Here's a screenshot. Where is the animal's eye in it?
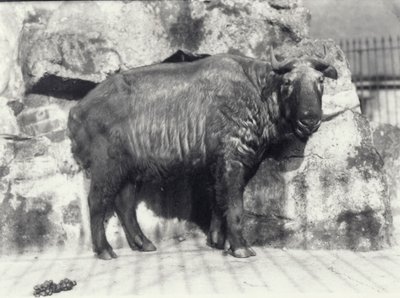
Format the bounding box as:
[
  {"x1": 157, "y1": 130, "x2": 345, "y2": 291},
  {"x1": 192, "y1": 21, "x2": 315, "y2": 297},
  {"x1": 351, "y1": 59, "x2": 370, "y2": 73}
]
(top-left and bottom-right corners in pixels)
[
  {"x1": 319, "y1": 76, "x2": 324, "y2": 83},
  {"x1": 283, "y1": 78, "x2": 291, "y2": 85}
]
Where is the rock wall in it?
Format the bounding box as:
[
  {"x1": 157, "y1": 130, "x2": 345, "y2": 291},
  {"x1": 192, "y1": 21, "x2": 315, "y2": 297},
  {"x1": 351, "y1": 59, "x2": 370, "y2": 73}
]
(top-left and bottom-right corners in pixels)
[{"x1": 0, "y1": 0, "x2": 392, "y2": 254}]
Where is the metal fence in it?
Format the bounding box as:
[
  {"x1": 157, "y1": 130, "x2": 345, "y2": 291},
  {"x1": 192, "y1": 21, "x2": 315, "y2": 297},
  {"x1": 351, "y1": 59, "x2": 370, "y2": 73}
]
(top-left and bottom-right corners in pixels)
[{"x1": 340, "y1": 36, "x2": 400, "y2": 126}]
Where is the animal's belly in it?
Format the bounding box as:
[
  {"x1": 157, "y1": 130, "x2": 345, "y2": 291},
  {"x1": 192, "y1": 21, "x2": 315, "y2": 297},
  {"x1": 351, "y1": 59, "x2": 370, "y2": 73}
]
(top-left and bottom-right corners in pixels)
[{"x1": 122, "y1": 118, "x2": 208, "y2": 168}]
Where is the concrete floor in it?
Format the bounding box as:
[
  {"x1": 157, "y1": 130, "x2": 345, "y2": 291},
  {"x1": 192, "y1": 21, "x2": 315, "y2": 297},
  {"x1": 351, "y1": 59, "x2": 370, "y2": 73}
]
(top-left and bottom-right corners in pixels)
[{"x1": 1, "y1": 235, "x2": 400, "y2": 296}]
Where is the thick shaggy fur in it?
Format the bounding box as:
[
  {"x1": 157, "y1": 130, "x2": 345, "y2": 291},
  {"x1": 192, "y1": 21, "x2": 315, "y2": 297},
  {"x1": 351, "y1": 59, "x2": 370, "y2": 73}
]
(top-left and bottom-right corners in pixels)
[
  {"x1": 69, "y1": 55, "x2": 282, "y2": 172},
  {"x1": 67, "y1": 52, "x2": 331, "y2": 259}
]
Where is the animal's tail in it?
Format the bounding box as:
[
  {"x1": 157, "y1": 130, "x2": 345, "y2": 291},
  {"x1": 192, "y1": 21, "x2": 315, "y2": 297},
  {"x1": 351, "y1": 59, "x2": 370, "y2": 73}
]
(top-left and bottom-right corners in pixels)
[{"x1": 67, "y1": 106, "x2": 92, "y2": 171}]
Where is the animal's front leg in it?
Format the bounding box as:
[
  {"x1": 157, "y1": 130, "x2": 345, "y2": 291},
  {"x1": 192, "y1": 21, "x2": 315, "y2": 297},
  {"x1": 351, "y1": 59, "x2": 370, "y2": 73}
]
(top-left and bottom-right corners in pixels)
[
  {"x1": 208, "y1": 207, "x2": 226, "y2": 249},
  {"x1": 215, "y1": 158, "x2": 256, "y2": 258}
]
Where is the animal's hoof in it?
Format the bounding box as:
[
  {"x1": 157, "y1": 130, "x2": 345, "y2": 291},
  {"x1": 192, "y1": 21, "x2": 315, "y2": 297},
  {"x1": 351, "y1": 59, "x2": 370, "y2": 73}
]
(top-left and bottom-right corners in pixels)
[
  {"x1": 230, "y1": 247, "x2": 256, "y2": 258},
  {"x1": 134, "y1": 235, "x2": 157, "y2": 252},
  {"x1": 141, "y1": 241, "x2": 157, "y2": 252},
  {"x1": 97, "y1": 249, "x2": 118, "y2": 260},
  {"x1": 128, "y1": 242, "x2": 140, "y2": 251},
  {"x1": 207, "y1": 231, "x2": 225, "y2": 249},
  {"x1": 109, "y1": 249, "x2": 118, "y2": 258}
]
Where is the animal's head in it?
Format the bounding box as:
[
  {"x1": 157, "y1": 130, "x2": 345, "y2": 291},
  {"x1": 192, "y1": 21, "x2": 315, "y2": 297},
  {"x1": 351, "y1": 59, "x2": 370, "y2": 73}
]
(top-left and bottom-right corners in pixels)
[{"x1": 270, "y1": 46, "x2": 338, "y2": 139}]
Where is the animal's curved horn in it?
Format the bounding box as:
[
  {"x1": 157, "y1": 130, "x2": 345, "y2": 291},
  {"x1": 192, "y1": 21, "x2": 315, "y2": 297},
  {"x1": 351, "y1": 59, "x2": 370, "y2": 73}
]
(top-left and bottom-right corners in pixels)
[
  {"x1": 307, "y1": 44, "x2": 338, "y2": 79},
  {"x1": 307, "y1": 44, "x2": 330, "y2": 71},
  {"x1": 270, "y1": 47, "x2": 295, "y2": 74}
]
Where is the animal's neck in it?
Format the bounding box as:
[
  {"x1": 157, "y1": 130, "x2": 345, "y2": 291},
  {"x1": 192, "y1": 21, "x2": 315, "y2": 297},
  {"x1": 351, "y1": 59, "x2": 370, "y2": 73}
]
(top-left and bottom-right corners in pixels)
[
  {"x1": 260, "y1": 81, "x2": 291, "y2": 145},
  {"x1": 239, "y1": 58, "x2": 289, "y2": 139}
]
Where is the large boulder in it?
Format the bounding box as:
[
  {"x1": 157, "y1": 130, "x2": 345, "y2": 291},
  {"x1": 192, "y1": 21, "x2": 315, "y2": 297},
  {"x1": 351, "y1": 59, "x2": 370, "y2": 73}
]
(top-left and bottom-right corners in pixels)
[
  {"x1": 243, "y1": 111, "x2": 391, "y2": 250},
  {"x1": 371, "y1": 123, "x2": 400, "y2": 244},
  {"x1": 0, "y1": 0, "x2": 392, "y2": 253}
]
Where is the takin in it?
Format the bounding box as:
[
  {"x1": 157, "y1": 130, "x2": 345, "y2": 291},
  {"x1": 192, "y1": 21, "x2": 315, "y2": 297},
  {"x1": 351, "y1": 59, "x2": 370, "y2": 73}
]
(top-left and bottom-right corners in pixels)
[{"x1": 67, "y1": 48, "x2": 338, "y2": 259}]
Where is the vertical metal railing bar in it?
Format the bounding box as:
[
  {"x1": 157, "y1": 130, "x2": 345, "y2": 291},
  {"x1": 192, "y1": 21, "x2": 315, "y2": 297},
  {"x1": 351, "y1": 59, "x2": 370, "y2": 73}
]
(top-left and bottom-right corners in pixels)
[
  {"x1": 397, "y1": 35, "x2": 400, "y2": 125},
  {"x1": 352, "y1": 39, "x2": 358, "y2": 83},
  {"x1": 388, "y1": 36, "x2": 398, "y2": 125},
  {"x1": 346, "y1": 39, "x2": 351, "y2": 78},
  {"x1": 373, "y1": 37, "x2": 382, "y2": 123},
  {"x1": 350, "y1": 39, "x2": 354, "y2": 69},
  {"x1": 382, "y1": 37, "x2": 391, "y2": 124},
  {"x1": 388, "y1": 36, "x2": 394, "y2": 80},
  {"x1": 365, "y1": 37, "x2": 374, "y2": 120},
  {"x1": 358, "y1": 38, "x2": 364, "y2": 112}
]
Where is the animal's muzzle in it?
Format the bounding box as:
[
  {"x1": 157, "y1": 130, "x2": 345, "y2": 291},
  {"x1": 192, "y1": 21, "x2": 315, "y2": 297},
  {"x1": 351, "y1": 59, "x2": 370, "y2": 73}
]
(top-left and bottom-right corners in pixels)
[{"x1": 295, "y1": 118, "x2": 321, "y2": 138}]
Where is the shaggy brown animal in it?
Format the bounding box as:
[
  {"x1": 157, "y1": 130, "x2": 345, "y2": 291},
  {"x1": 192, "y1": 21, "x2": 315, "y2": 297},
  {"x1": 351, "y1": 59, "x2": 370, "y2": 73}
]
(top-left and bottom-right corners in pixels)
[{"x1": 67, "y1": 48, "x2": 338, "y2": 259}]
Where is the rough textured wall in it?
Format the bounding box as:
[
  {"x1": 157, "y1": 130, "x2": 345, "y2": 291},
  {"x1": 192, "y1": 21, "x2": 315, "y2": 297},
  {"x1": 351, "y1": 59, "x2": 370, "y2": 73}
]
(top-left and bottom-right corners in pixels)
[{"x1": 0, "y1": 0, "x2": 392, "y2": 254}]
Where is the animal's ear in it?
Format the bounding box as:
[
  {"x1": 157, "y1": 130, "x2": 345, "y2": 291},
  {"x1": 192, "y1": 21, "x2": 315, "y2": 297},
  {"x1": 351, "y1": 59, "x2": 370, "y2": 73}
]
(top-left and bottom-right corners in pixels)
[{"x1": 323, "y1": 65, "x2": 338, "y2": 80}]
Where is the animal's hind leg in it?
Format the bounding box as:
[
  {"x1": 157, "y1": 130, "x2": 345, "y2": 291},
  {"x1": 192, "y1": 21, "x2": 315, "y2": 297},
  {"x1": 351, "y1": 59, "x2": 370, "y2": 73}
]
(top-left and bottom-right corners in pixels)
[
  {"x1": 88, "y1": 181, "x2": 118, "y2": 260},
  {"x1": 115, "y1": 182, "x2": 156, "y2": 252},
  {"x1": 87, "y1": 136, "x2": 129, "y2": 260}
]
